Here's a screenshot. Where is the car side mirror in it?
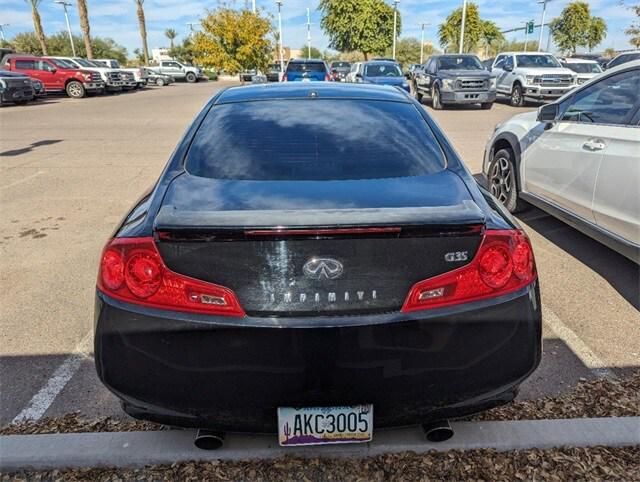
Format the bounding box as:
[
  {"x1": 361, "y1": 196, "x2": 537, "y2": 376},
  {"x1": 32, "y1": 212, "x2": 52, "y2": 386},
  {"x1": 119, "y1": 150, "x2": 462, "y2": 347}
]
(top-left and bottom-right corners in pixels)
[
  {"x1": 50, "y1": 67, "x2": 57, "y2": 73},
  {"x1": 537, "y1": 103, "x2": 559, "y2": 123},
  {"x1": 503, "y1": 64, "x2": 513, "y2": 72},
  {"x1": 355, "y1": 73, "x2": 363, "y2": 81}
]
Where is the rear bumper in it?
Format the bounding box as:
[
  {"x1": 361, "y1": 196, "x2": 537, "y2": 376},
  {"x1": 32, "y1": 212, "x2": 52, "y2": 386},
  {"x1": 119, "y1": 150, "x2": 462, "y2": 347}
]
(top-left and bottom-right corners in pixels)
[
  {"x1": 441, "y1": 91, "x2": 496, "y2": 104},
  {"x1": 95, "y1": 283, "x2": 541, "y2": 433},
  {"x1": 522, "y1": 85, "x2": 575, "y2": 99}
]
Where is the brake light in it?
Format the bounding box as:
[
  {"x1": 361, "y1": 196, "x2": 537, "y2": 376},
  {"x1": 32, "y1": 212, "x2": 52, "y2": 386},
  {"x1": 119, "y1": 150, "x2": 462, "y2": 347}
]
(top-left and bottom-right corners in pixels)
[
  {"x1": 402, "y1": 230, "x2": 536, "y2": 312},
  {"x1": 97, "y1": 237, "x2": 245, "y2": 317}
]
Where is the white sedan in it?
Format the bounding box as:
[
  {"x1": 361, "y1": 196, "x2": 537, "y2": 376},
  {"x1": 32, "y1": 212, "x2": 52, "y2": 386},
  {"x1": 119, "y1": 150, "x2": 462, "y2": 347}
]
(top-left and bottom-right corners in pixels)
[{"x1": 483, "y1": 60, "x2": 639, "y2": 263}]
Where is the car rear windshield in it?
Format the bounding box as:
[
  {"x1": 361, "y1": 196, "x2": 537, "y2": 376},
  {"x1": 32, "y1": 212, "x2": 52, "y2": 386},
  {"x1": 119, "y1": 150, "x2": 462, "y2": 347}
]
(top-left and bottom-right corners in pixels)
[
  {"x1": 364, "y1": 64, "x2": 402, "y2": 77},
  {"x1": 286, "y1": 62, "x2": 326, "y2": 72},
  {"x1": 186, "y1": 99, "x2": 445, "y2": 181}
]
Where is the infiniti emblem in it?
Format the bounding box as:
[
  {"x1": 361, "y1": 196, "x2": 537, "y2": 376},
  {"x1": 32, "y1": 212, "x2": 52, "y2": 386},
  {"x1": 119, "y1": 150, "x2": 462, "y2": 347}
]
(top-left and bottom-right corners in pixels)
[{"x1": 303, "y1": 257, "x2": 344, "y2": 280}]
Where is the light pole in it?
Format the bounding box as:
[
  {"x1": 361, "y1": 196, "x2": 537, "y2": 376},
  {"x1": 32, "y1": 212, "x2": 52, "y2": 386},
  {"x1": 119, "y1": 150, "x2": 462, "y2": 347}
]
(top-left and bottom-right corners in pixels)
[
  {"x1": 537, "y1": 0, "x2": 552, "y2": 51},
  {"x1": 459, "y1": 0, "x2": 467, "y2": 54},
  {"x1": 252, "y1": 0, "x2": 256, "y2": 13},
  {"x1": 0, "y1": 23, "x2": 8, "y2": 42},
  {"x1": 306, "y1": 7, "x2": 312, "y2": 59},
  {"x1": 54, "y1": 0, "x2": 76, "y2": 57},
  {"x1": 276, "y1": 0, "x2": 284, "y2": 77},
  {"x1": 392, "y1": 0, "x2": 399, "y2": 60},
  {"x1": 419, "y1": 22, "x2": 430, "y2": 64}
]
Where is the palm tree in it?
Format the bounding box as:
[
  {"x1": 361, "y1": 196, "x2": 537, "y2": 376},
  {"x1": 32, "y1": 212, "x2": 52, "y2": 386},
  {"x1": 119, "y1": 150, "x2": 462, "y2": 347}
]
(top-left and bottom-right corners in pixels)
[
  {"x1": 76, "y1": 0, "x2": 93, "y2": 58},
  {"x1": 134, "y1": 0, "x2": 150, "y2": 65},
  {"x1": 24, "y1": 0, "x2": 48, "y2": 55},
  {"x1": 165, "y1": 28, "x2": 177, "y2": 49}
]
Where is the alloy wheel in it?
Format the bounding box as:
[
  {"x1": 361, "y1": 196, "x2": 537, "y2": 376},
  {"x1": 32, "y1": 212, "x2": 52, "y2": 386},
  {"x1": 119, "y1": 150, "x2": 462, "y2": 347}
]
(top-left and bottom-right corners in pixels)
[
  {"x1": 489, "y1": 156, "x2": 513, "y2": 204},
  {"x1": 68, "y1": 82, "x2": 83, "y2": 98}
]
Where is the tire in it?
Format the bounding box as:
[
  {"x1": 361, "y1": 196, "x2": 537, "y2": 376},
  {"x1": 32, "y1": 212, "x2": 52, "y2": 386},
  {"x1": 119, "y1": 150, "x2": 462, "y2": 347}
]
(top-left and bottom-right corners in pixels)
[
  {"x1": 66, "y1": 80, "x2": 86, "y2": 99},
  {"x1": 481, "y1": 102, "x2": 493, "y2": 110},
  {"x1": 510, "y1": 83, "x2": 524, "y2": 107},
  {"x1": 185, "y1": 72, "x2": 197, "y2": 83},
  {"x1": 431, "y1": 85, "x2": 443, "y2": 110},
  {"x1": 487, "y1": 148, "x2": 527, "y2": 213},
  {"x1": 14, "y1": 99, "x2": 29, "y2": 105},
  {"x1": 413, "y1": 83, "x2": 423, "y2": 102},
  {"x1": 156, "y1": 78, "x2": 165, "y2": 87}
]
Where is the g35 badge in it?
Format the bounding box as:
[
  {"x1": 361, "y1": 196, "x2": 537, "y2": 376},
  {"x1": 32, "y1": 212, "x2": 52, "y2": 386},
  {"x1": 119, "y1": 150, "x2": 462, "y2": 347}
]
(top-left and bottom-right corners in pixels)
[{"x1": 445, "y1": 251, "x2": 469, "y2": 262}]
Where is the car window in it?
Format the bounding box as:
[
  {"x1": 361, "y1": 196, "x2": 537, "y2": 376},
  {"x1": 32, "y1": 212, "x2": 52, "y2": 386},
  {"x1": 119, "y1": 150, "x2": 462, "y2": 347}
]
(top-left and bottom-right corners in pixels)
[
  {"x1": 186, "y1": 100, "x2": 445, "y2": 181},
  {"x1": 163, "y1": 62, "x2": 179, "y2": 68},
  {"x1": 504, "y1": 56, "x2": 514, "y2": 69},
  {"x1": 427, "y1": 59, "x2": 436, "y2": 74},
  {"x1": 559, "y1": 69, "x2": 640, "y2": 126},
  {"x1": 609, "y1": 53, "x2": 640, "y2": 68},
  {"x1": 15, "y1": 60, "x2": 35, "y2": 70},
  {"x1": 49, "y1": 58, "x2": 74, "y2": 69},
  {"x1": 493, "y1": 55, "x2": 506, "y2": 69},
  {"x1": 562, "y1": 62, "x2": 602, "y2": 74},
  {"x1": 365, "y1": 64, "x2": 402, "y2": 77}
]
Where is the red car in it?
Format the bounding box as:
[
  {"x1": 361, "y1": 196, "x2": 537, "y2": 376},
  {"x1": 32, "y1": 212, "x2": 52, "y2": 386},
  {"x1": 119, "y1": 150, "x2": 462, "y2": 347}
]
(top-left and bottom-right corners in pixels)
[{"x1": 3, "y1": 55, "x2": 104, "y2": 98}]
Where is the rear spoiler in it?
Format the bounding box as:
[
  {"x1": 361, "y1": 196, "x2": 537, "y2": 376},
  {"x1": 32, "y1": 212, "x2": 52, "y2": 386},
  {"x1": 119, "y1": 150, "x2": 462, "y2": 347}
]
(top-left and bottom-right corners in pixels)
[{"x1": 154, "y1": 201, "x2": 485, "y2": 231}]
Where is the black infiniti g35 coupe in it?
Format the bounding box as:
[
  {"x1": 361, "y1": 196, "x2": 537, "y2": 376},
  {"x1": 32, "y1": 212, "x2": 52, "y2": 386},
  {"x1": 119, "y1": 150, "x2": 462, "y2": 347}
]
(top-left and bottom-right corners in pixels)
[{"x1": 95, "y1": 83, "x2": 541, "y2": 447}]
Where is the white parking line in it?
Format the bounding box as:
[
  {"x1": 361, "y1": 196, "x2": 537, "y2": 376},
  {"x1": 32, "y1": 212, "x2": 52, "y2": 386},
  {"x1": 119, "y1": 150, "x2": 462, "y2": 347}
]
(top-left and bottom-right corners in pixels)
[
  {"x1": 0, "y1": 171, "x2": 44, "y2": 190},
  {"x1": 543, "y1": 306, "x2": 616, "y2": 379},
  {"x1": 12, "y1": 330, "x2": 93, "y2": 423}
]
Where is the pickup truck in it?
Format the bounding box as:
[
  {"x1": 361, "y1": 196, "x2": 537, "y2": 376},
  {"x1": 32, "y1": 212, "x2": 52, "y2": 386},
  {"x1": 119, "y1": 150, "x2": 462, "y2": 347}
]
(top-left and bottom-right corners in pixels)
[
  {"x1": 490, "y1": 52, "x2": 577, "y2": 106},
  {"x1": 2, "y1": 54, "x2": 104, "y2": 98},
  {"x1": 93, "y1": 59, "x2": 148, "y2": 88},
  {"x1": 150, "y1": 60, "x2": 203, "y2": 83},
  {"x1": 413, "y1": 54, "x2": 496, "y2": 109},
  {"x1": 0, "y1": 70, "x2": 35, "y2": 105},
  {"x1": 46, "y1": 56, "x2": 124, "y2": 92}
]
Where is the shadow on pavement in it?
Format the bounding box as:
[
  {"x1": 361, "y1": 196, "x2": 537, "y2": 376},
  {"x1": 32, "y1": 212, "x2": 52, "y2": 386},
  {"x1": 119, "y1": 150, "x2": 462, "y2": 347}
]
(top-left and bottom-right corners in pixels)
[{"x1": 0, "y1": 139, "x2": 63, "y2": 157}]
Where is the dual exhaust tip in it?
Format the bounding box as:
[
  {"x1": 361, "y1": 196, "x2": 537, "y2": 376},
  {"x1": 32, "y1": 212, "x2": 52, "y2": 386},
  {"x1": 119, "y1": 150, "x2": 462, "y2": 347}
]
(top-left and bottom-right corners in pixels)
[{"x1": 194, "y1": 420, "x2": 453, "y2": 450}]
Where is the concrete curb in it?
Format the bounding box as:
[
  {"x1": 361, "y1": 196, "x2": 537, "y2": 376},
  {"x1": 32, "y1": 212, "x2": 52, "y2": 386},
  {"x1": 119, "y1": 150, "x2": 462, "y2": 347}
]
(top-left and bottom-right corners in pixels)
[{"x1": 1, "y1": 417, "x2": 638, "y2": 472}]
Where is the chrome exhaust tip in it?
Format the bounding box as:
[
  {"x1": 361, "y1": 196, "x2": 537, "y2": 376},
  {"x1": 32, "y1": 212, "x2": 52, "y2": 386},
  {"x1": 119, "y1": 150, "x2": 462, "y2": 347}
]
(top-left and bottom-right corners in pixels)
[
  {"x1": 422, "y1": 420, "x2": 454, "y2": 442},
  {"x1": 194, "y1": 429, "x2": 224, "y2": 450}
]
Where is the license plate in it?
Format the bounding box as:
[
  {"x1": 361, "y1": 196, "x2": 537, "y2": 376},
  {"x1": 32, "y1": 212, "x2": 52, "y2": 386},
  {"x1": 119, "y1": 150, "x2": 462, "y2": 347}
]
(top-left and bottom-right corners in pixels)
[
  {"x1": 302, "y1": 78, "x2": 311, "y2": 82},
  {"x1": 278, "y1": 405, "x2": 373, "y2": 446}
]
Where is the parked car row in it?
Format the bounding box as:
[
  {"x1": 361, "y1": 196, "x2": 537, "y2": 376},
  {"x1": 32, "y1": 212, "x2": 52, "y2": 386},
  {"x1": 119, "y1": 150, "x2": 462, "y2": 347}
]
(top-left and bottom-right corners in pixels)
[{"x1": 0, "y1": 54, "x2": 198, "y2": 105}]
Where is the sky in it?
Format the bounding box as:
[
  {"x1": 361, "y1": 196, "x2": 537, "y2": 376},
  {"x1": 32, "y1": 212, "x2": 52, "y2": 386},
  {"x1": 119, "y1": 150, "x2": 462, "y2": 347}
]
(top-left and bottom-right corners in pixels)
[{"x1": 1, "y1": 0, "x2": 636, "y2": 57}]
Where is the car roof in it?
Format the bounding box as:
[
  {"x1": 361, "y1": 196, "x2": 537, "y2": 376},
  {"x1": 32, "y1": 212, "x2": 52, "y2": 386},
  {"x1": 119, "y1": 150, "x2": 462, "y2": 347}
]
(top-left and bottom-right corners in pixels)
[
  {"x1": 288, "y1": 58, "x2": 325, "y2": 63},
  {"x1": 497, "y1": 51, "x2": 554, "y2": 56},
  {"x1": 562, "y1": 58, "x2": 598, "y2": 63},
  {"x1": 215, "y1": 82, "x2": 410, "y2": 104},
  {"x1": 0, "y1": 69, "x2": 30, "y2": 77},
  {"x1": 363, "y1": 60, "x2": 399, "y2": 65},
  {"x1": 2, "y1": 54, "x2": 43, "y2": 60}
]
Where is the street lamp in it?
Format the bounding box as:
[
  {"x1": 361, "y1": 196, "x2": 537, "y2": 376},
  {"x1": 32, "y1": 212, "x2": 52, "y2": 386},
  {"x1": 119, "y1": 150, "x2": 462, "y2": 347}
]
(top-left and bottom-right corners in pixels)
[
  {"x1": 459, "y1": 0, "x2": 467, "y2": 54},
  {"x1": 537, "y1": 0, "x2": 553, "y2": 51},
  {"x1": 53, "y1": 0, "x2": 76, "y2": 57},
  {"x1": 419, "y1": 22, "x2": 430, "y2": 64},
  {"x1": 392, "y1": 0, "x2": 399, "y2": 60},
  {"x1": 276, "y1": 0, "x2": 284, "y2": 78},
  {"x1": 306, "y1": 7, "x2": 312, "y2": 59}
]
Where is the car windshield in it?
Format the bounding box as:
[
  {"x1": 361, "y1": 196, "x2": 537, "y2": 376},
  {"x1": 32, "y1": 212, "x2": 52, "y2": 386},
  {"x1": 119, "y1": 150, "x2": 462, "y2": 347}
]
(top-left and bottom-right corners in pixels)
[
  {"x1": 286, "y1": 62, "x2": 326, "y2": 72},
  {"x1": 49, "y1": 58, "x2": 76, "y2": 69},
  {"x1": 364, "y1": 64, "x2": 402, "y2": 77},
  {"x1": 516, "y1": 54, "x2": 561, "y2": 68},
  {"x1": 73, "y1": 58, "x2": 95, "y2": 67},
  {"x1": 438, "y1": 56, "x2": 484, "y2": 70},
  {"x1": 563, "y1": 62, "x2": 602, "y2": 74},
  {"x1": 186, "y1": 99, "x2": 445, "y2": 181}
]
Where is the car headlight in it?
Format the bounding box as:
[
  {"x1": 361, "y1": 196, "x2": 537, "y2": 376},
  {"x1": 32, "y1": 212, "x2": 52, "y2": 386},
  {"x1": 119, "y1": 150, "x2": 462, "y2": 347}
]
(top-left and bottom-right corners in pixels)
[
  {"x1": 525, "y1": 75, "x2": 538, "y2": 84},
  {"x1": 441, "y1": 78, "x2": 455, "y2": 90},
  {"x1": 489, "y1": 77, "x2": 497, "y2": 89},
  {"x1": 402, "y1": 81, "x2": 409, "y2": 89},
  {"x1": 0, "y1": 78, "x2": 6, "y2": 90},
  {"x1": 83, "y1": 73, "x2": 92, "y2": 81}
]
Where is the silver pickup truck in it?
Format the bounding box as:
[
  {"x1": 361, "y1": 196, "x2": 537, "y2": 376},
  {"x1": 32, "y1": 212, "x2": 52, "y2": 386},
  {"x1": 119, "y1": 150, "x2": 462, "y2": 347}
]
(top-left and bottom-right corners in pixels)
[{"x1": 150, "y1": 60, "x2": 203, "y2": 83}]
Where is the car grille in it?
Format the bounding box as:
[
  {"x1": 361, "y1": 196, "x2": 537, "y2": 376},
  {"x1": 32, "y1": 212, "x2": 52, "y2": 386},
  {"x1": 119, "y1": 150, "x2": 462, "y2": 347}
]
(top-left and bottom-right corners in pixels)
[
  {"x1": 91, "y1": 72, "x2": 102, "y2": 82},
  {"x1": 6, "y1": 78, "x2": 31, "y2": 88},
  {"x1": 535, "y1": 74, "x2": 573, "y2": 86},
  {"x1": 121, "y1": 71, "x2": 134, "y2": 82},
  {"x1": 107, "y1": 72, "x2": 121, "y2": 82},
  {"x1": 455, "y1": 78, "x2": 487, "y2": 90}
]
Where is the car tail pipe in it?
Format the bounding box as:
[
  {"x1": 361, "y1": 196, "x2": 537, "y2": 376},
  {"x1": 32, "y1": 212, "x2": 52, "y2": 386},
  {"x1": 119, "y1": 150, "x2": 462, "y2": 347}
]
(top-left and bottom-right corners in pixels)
[
  {"x1": 422, "y1": 419, "x2": 454, "y2": 442},
  {"x1": 194, "y1": 429, "x2": 225, "y2": 450}
]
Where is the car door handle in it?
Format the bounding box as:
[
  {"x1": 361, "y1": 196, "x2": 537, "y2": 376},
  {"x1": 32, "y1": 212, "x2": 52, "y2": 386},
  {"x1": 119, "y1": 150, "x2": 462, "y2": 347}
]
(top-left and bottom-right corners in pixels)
[{"x1": 582, "y1": 139, "x2": 606, "y2": 151}]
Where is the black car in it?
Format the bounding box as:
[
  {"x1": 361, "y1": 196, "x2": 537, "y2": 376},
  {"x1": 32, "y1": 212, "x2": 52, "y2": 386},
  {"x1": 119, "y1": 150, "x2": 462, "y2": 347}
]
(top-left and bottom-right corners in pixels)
[
  {"x1": 266, "y1": 63, "x2": 282, "y2": 82},
  {"x1": 95, "y1": 83, "x2": 541, "y2": 447},
  {"x1": 413, "y1": 54, "x2": 496, "y2": 109},
  {"x1": 30, "y1": 78, "x2": 46, "y2": 98},
  {"x1": 0, "y1": 70, "x2": 35, "y2": 105},
  {"x1": 329, "y1": 61, "x2": 351, "y2": 81}
]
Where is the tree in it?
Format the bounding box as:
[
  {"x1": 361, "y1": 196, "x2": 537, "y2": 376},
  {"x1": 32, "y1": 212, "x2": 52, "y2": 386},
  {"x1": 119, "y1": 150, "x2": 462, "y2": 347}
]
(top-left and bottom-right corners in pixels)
[
  {"x1": 623, "y1": 3, "x2": 640, "y2": 48},
  {"x1": 169, "y1": 37, "x2": 195, "y2": 64},
  {"x1": 603, "y1": 47, "x2": 616, "y2": 58},
  {"x1": 300, "y1": 44, "x2": 323, "y2": 59},
  {"x1": 549, "y1": 1, "x2": 607, "y2": 53},
  {"x1": 134, "y1": 0, "x2": 150, "y2": 64},
  {"x1": 319, "y1": 0, "x2": 400, "y2": 60},
  {"x1": 165, "y1": 28, "x2": 178, "y2": 49},
  {"x1": 480, "y1": 20, "x2": 504, "y2": 57},
  {"x1": 439, "y1": 2, "x2": 481, "y2": 53},
  {"x1": 76, "y1": 0, "x2": 93, "y2": 58},
  {"x1": 6, "y1": 31, "x2": 127, "y2": 63},
  {"x1": 193, "y1": 7, "x2": 272, "y2": 74},
  {"x1": 382, "y1": 37, "x2": 439, "y2": 66},
  {"x1": 24, "y1": 0, "x2": 47, "y2": 55}
]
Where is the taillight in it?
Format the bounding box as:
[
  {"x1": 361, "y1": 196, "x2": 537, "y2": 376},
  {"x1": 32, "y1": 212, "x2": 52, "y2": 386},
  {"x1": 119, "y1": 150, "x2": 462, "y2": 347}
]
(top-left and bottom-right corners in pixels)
[
  {"x1": 402, "y1": 230, "x2": 536, "y2": 312},
  {"x1": 97, "y1": 237, "x2": 245, "y2": 317}
]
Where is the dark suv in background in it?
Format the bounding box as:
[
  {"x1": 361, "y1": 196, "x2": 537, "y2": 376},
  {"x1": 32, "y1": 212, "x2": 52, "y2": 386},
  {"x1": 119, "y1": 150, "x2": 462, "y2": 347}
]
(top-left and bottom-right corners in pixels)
[
  {"x1": 329, "y1": 61, "x2": 351, "y2": 81},
  {"x1": 413, "y1": 54, "x2": 496, "y2": 110},
  {"x1": 283, "y1": 58, "x2": 329, "y2": 82}
]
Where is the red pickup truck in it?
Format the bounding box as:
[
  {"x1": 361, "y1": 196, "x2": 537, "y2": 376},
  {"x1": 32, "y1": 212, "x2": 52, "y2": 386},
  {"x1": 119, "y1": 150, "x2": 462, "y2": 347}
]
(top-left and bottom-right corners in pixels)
[{"x1": 2, "y1": 54, "x2": 105, "y2": 98}]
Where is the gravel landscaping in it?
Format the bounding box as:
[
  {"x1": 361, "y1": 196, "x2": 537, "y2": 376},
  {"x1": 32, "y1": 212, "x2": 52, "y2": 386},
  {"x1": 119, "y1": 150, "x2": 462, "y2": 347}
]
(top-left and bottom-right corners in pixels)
[
  {"x1": 2, "y1": 447, "x2": 639, "y2": 481},
  {"x1": 2, "y1": 370, "x2": 638, "y2": 436}
]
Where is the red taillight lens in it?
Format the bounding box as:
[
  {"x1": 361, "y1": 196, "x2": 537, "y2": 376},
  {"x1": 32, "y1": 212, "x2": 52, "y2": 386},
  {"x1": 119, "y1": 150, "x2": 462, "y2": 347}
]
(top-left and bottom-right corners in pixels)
[
  {"x1": 402, "y1": 230, "x2": 536, "y2": 312},
  {"x1": 98, "y1": 237, "x2": 245, "y2": 317}
]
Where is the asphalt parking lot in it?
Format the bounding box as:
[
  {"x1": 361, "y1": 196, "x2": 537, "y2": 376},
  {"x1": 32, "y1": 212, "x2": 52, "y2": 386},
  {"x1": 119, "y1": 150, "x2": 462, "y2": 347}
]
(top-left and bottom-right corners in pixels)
[{"x1": 0, "y1": 81, "x2": 638, "y2": 426}]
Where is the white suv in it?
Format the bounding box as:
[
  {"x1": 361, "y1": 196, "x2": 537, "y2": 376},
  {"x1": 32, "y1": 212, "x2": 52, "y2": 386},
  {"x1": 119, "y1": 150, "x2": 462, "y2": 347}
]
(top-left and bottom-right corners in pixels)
[
  {"x1": 491, "y1": 52, "x2": 577, "y2": 106},
  {"x1": 482, "y1": 60, "x2": 639, "y2": 262}
]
